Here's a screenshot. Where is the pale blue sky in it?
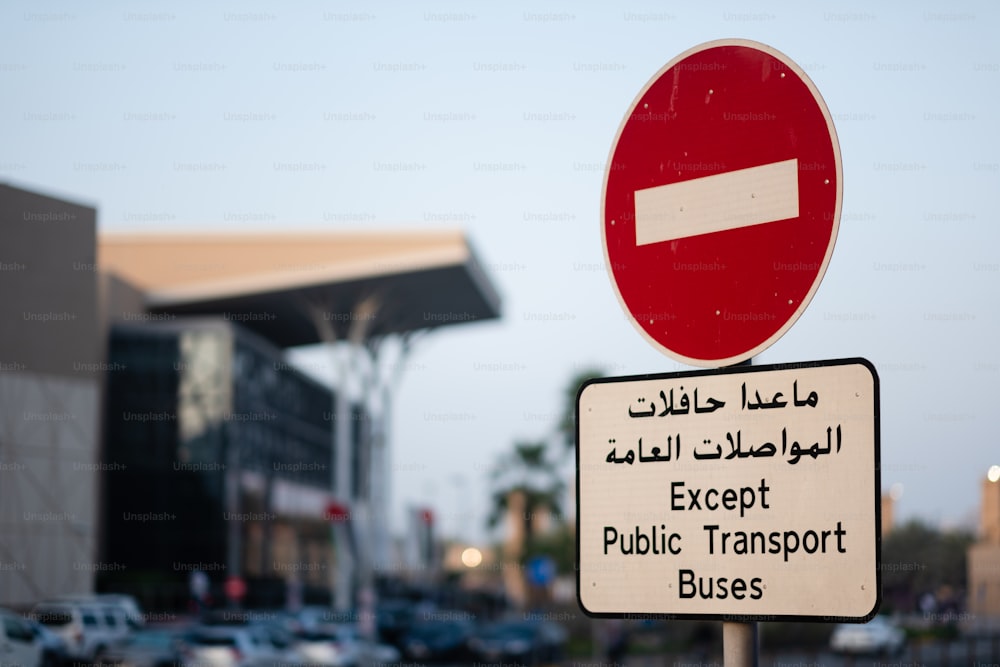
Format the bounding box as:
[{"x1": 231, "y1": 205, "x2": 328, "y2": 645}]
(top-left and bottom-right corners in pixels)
[{"x1": 3, "y1": 1, "x2": 998, "y2": 544}]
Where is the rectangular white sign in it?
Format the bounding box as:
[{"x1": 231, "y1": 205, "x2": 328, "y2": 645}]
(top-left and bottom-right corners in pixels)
[
  {"x1": 576, "y1": 358, "x2": 880, "y2": 621},
  {"x1": 634, "y1": 158, "x2": 799, "y2": 246}
]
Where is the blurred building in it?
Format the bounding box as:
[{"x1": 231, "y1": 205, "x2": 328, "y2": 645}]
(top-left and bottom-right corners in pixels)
[
  {"x1": 0, "y1": 184, "x2": 101, "y2": 606},
  {"x1": 968, "y1": 471, "x2": 1000, "y2": 626},
  {"x1": 0, "y1": 183, "x2": 501, "y2": 609},
  {"x1": 98, "y1": 231, "x2": 500, "y2": 609},
  {"x1": 101, "y1": 318, "x2": 339, "y2": 608}
]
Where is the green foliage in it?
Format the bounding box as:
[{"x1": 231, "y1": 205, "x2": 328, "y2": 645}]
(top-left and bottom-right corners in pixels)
[
  {"x1": 881, "y1": 518, "x2": 974, "y2": 602},
  {"x1": 557, "y1": 367, "x2": 605, "y2": 453},
  {"x1": 485, "y1": 437, "x2": 565, "y2": 565},
  {"x1": 760, "y1": 621, "x2": 836, "y2": 650},
  {"x1": 523, "y1": 522, "x2": 575, "y2": 570}
]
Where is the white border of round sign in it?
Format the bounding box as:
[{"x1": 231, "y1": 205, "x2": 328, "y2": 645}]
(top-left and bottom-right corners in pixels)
[{"x1": 601, "y1": 39, "x2": 843, "y2": 368}]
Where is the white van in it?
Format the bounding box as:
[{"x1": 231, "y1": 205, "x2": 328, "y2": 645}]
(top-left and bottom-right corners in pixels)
[
  {"x1": 31, "y1": 600, "x2": 130, "y2": 664},
  {"x1": 93, "y1": 595, "x2": 144, "y2": 629},
  {"x1": 52, "y1": 595, "x2": 144, "y2": 630}
]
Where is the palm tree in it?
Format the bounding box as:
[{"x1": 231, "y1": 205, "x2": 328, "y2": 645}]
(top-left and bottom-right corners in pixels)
[
  {"x1": 557, "y1": 367, "x2": 605, "y2": 454},
  {"x1": 485, "y1": 440, "x2": 565, "y2": 563},
  {"x1": 482, "y1": 368, "x2": 605, "y2": 606}
]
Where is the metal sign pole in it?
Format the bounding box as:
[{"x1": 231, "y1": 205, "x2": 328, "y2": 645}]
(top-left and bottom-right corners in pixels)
[
  {"x1": 723, "y1": 621, "x2": 758, "y2": 667},
  {"x1": 723, "y1": 358, "x2": 758, "y2": 667}
]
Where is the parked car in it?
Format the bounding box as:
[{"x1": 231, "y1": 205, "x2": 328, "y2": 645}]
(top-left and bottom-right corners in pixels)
[
  {"x1": 829, "y1": 615, "x2": 906, "y2": 656},
  {"x1": 105, "y1": 628, "x2": 187, "y2": 667},
  {"x1": 95, "y1": 603, "x2": 133, "y2": 646},
  {"x1": 181, "y1": 624, "x2": 301, "y2": 667},
  {"x1": 467, "y1": 619, "x2": 567, "y2": 667},
  {"x1": 25, "y1": 618, "x2": 70, "y2": 667},
  {"x1": 287, "y1": 627, "x2": 355, "y2": 667},
  {"x1": 290, "y1": 624, "x2": 399, "y2": 667},
  {"x1": 0, "y1": 608, "x2": 44, "y2": 667},
  {"x1": 95, "y1": 595, "x2": 146, "y2": 630},
  {"x1": 373, "y1": 600, "x2": 416, "y2": 649},
  {"x1": 398, "y1": 615, "x2": 474, "y2": 663},
  {"x1": 328, "y1": 623, "x2": 400, "y2": 667},
  {"x1": 289, "y1": 608, "x2": 373, "y2": 636},
  {"x1": 32, "y1": 600, "x2": 130, "y2": 664}
]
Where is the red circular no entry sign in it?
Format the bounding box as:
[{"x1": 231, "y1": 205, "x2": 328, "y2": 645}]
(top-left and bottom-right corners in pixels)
[{"x1": 602, "y1": 39, "x2": 842, "y2": 367}]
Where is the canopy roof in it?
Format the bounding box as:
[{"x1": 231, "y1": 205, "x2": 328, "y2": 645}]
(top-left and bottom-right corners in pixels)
[{"x1": 99, "y1": 230, "x2": 502, "y2": 348}]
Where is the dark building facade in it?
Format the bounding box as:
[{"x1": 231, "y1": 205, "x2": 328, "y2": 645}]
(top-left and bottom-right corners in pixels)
[{"x1": 102, "y1": 318, "x2": 344, "y2": 609}]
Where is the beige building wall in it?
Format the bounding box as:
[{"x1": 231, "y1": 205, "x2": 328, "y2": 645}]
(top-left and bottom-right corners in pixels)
[
  {"x1": 982, "y1": 477, "x2": 1000, "y2": 545},
  {"x1": 967, "y1": 477, "x2": 1000, "y2": 623},
  {"x1": 881, "y1": 493, "x2": 894, "y2": 537},
  {"x1": 968, "y1": 543, "x2": 1000, "y2": 617}
]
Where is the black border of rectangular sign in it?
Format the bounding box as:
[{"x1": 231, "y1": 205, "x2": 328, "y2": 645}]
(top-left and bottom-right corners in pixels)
[{"x1": 575, "y1": 357, "x2": 881, "y2": 623}]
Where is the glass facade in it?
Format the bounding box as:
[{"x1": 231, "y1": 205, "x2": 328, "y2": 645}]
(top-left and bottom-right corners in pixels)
[{"x1": 102, "y1": 318, "x2": 340, "y2": 609}]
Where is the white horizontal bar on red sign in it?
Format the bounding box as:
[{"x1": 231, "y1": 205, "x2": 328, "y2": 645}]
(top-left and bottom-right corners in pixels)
[{"x1": 634, "y1": 158, "x2": 800, "y2": 246}]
